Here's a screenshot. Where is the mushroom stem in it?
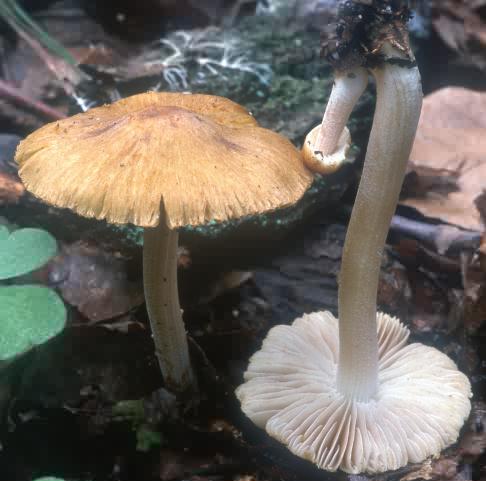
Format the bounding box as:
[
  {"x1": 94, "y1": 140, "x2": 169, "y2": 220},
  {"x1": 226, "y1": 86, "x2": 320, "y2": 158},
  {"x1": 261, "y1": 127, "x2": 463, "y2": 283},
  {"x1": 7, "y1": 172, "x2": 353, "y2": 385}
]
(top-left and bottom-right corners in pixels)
[
  {"x1": 337, "y1": 46, "x2": 423, "y2": 401},
  {"x1": 143, "y1": 219, "x2": 194, "y2": 392},
  {"x1": 315, "y1": 67, "x2": 368, "y2": 156}
]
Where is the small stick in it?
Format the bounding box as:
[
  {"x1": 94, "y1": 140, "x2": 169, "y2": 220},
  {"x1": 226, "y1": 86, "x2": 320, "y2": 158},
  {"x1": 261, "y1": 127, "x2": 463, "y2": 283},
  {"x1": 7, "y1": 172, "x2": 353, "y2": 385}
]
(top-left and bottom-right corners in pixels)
[
  {"x1": 390, "y1": 215, "x2": 480, "y2": 255},
  {"x1": 0, "y1": 79, "x2": 66, "y2": 120}
]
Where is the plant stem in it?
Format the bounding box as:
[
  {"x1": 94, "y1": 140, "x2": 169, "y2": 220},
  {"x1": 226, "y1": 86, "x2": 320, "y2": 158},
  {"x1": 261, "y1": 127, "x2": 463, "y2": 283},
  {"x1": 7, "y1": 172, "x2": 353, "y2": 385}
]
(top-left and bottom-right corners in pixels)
[
  {"x1": 0, "y1": 2, "x2": 86, "y2": 94},
  {"x1": 337, "y1": 47, "x2": 422, "y2": 401},
  {"x1": 1, "y1": 0, "x2": 77, "y2": 66},
  {"x1": 315, "y1": 67, "x2": 368, "y2": 156},
  {"x1": 143, "y1": 219, "x2": 194, "y2": 392},
  {"x1": 0, "y1": 78, "x2": 66, "y2": 120}
]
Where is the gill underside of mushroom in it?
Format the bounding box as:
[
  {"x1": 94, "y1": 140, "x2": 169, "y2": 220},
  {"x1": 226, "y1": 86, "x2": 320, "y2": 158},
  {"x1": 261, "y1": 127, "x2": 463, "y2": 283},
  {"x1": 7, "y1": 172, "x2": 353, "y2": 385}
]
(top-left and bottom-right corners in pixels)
[
  {"x1": 337, "y1": 44, "x2": 423, "y2": 401},
  {"x1": 143, "y1": 218, "x2": 195, "y2": 392},
  {"x1": 315, "y1": 67, "x2": 368, "y2": 156}
]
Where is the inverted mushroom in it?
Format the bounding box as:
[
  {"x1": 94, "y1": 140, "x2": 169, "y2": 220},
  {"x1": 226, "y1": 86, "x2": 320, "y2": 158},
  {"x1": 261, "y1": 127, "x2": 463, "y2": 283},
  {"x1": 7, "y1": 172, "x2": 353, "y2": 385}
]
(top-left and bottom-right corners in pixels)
[
  {"x1": 15, "y1": 91, "x2": 313, "y2": 393},
  {"x1": 237, "y1": 2, "x2": 471, "y2": 474},
  {"x1": 302, "y1": 67, "x2": 368, "y2": 174}
]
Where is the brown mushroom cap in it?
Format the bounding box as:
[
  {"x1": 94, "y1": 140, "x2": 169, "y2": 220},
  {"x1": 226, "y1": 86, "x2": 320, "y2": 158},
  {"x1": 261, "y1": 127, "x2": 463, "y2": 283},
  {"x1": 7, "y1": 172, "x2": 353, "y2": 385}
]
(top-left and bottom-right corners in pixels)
[
  {"x1": 16, "y1": 92, "x2": 312, "y2": 228},
  {"x1": 236, "y1": 311, "x2": 471, "y2": 474}
]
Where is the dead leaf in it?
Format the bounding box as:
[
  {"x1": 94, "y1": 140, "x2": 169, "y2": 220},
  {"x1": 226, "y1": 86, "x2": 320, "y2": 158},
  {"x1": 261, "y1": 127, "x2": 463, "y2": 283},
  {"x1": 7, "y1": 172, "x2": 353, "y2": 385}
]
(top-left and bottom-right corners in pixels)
[
  {"x1": 69, "y1": 45, "x2": 118, "y2": 67},
  {"x1": 392, "y1": 244, "x2": 451, "y2": 333},
  {"x1": 458, "y1": 402, "x2": 486, "y2": 461},
  {"x1": 98, "y1": 316, "x2": 145, "y2": 333},
  {"x1": 480, "y1": 233, "x2": 486, "y2": 271},
  {"x1": 426, "y1": 459, "x2": 459, "y2": 481},
  {"x1": 0, "y1": 172, "x2": 24, "y2": 205},
  {"x1": 377, "y1": 258, "x2": 411, "y2": 320},
  {"x1": 400, "y1": 459, "x2": 434, "y2": 481},
  {"x1": 159, "y1": 449, "x2": 185, "y2": 481},
  {"x1": 401, "y1": 87, "x2": 486, "y2": 231},
  {"x1": 399, "y1": 419, "x2": 486, "y2": 481},
  {"x1": 49, "y1": 241, "x2": 144, "y2": 322},
  {"x1": 432, "y1": 1, "x2": 486, "y2": 71},
  {"x1": 475, "y1": 191, "x2": 486, "y2": 225},
  {"x1": 461, "y1": 245, "x2": 486, "y2": 332},
  {"x1": 177, "y1": 245, "x2": 192, "y2": 269},
  {"x1": 418, "y1": 87, "x2": 486, "y2": 128},
  {"x1": 199, "y1": 271, "x2": 253, "y2": 304},
  {"x1": 0, "y1": 134, "x2": 21, "y2": 176}
]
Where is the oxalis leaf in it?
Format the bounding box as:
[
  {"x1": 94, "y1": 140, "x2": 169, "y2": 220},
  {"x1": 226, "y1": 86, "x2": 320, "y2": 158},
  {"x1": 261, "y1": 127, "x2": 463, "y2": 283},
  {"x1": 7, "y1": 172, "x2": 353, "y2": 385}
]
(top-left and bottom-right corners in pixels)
[
  {"x1": 0, "y1": 226, "x2": 57, "y2": 280},
  {"x1": 33, "y1": 478, "x2": 66, "y2": 481},
  {"x1": 0, "y1": 285, "x2": 66, "y2": 361}
]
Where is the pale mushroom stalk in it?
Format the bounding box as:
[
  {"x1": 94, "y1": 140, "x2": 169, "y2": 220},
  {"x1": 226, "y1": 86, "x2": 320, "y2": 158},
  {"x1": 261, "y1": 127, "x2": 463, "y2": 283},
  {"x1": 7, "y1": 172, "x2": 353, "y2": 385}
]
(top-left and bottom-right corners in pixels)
[
  {"x1": 337, "y1": 44, "x2": 423, "y2": 401},
  {"x1": 315, "y1": 67, "x2": 368, "y2": 156},
  {"x1": 237, "y1": 9, "x2": 470, "y2": 474},
  {"x1": 143, "y1": 219, "x2": 194, "y2": 392}
]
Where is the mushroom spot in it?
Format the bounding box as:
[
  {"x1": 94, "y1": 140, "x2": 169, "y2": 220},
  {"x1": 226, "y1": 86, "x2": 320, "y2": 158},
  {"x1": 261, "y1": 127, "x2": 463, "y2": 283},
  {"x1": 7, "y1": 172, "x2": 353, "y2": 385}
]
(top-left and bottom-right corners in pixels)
[
  {"x1": 85, "y1": 118, "x2": 128, "y2": 138},
  {"x1": 214, "y1": 135, "x2": 245, "y2": 153}
]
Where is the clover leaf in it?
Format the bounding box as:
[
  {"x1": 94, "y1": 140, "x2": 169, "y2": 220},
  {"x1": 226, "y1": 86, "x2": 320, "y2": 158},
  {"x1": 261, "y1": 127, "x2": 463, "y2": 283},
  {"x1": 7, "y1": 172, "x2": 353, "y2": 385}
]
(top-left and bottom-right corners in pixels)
[
  {"x1": 0, "y1": 226, "x2": 57, "y2": 280},
  {"x1": 33, "y1": 478, "x2": 66, "y2": 481},
  {"x1": 0, "y1": 285, "x2": 66, "y2": 361}
]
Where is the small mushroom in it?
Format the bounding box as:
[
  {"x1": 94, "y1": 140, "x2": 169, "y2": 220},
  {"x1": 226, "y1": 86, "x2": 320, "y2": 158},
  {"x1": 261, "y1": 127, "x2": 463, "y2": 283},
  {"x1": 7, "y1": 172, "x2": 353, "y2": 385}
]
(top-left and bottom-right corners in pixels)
[
  {"x1": 237, "y1": 8, "x2": 471, "y2": 474},
  {"x1": 302, "y1": 67, "x2": 368, "y2": 174},
  {"x1": 16, "y1": 91, "x2": 313, "y2": 393}
]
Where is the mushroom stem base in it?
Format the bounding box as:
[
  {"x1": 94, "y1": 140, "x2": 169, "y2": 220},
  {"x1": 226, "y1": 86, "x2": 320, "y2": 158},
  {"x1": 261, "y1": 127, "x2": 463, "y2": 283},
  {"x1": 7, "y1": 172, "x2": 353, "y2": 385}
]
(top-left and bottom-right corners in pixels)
[{"x1": 143, "y1": 221, "x2": 195, "y2": 392}]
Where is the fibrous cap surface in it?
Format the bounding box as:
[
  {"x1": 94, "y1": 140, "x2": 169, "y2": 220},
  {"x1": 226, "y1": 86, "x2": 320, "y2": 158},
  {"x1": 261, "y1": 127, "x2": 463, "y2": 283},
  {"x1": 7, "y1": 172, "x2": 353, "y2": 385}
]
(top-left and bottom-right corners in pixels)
[
  {"x1": 236, "y1": 311, "x2": 471, "y2": 474},
  {"x1": 16, "y1": 92, "x2": 312, "y2": 229}
]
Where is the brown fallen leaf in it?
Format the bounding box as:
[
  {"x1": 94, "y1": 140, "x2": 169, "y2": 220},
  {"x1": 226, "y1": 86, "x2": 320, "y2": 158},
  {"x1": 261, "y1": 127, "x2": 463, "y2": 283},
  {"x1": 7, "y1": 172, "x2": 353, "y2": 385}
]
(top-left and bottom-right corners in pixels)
[
  {"x1": 198, "y1": 271, "x2": 253, "y2": 305},
  {"x1": 49, "y1": 241, "x2": 144, "y2": 322},
  {"x1": 159, "y1": 448, "x2": 185, "y2": 481},
  {"x1": 417, "y1": 87, "x2": 486, "y2": 129},
  {"x1": 399, "y1": 404, "x2": 485, "y2": 481},
  {"x1": 69, "y1": 44, "x2": 118, "y2": 67},
  {"x1": 401, "y1": 87, "x2": 486, "y2": 231},
  {"x1": 399, "y1": 459, "x2": 435, "y2": 481},
  {"x1": 431, "y1": 1, "x2": 486, "y2": 71},
  {"x1": 458, "y1": 401, "x2": 486, "y2": 461},
  {"x1": 475, "y1": 191, "x2": 486, "y2": 225},
  {"x1": 0, "y1": 172, "x2": 24, "y2": 205},
  {"x1": 461, "y1": 239, "x2": 486, "y2": 332}
]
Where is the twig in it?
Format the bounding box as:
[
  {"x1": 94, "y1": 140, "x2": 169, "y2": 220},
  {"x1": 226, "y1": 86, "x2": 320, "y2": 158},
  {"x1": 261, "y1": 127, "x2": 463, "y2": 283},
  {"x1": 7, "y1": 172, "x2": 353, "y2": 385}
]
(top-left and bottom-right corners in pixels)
[
  {"x1": 0, "y1": 0, "x2": 77, "y2": 66},
  {"x1": 0, "y1": 2, "x2": 87, "y2": 95},
  {"x1": 0, "y1": 78, "x2": 66, "y2": 120},
  {"x1": 390, "y1": 215, "x2": 481, "y2": 255}
]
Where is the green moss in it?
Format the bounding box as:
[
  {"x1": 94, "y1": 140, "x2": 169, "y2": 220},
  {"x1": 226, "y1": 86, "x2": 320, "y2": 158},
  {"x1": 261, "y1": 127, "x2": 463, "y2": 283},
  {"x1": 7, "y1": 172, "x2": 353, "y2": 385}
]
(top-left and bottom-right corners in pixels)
[{"x1": 112, "y1": 399, "x2": 161, "y2": 452}]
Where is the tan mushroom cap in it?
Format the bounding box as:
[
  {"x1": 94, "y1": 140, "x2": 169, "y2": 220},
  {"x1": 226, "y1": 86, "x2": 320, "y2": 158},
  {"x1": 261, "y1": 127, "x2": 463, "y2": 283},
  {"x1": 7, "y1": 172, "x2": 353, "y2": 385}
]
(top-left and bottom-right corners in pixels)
[
  {"x1": 302, "y1": 125, "x2": 351, "y2": 174},
  {"x1": 16, "y1": 92, "x2": 312, "y2": 229},
  {"x1": 236, "y1": 311, "x2": 471, "y2": 474}
]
